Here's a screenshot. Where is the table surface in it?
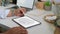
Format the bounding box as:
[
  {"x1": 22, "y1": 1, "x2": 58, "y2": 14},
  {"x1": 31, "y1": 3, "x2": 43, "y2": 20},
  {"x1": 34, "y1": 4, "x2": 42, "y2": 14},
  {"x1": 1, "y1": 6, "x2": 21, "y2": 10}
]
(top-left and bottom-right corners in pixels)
[{"x1": 0, "y1": 5, "x2": 56, "y2": 34}]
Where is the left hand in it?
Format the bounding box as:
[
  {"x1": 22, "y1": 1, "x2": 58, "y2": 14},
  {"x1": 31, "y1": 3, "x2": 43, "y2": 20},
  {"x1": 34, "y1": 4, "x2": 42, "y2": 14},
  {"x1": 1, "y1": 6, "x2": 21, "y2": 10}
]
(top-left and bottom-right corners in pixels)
[{"x1": 3, "y1": 27, "x2": 28, "y2": 34}]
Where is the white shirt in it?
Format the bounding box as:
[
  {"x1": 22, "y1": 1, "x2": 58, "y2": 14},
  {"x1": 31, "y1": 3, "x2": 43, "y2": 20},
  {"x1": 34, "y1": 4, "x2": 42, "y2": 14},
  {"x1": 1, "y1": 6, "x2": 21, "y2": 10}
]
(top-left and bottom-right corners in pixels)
[{"x1": 0, "y1": 9, "x2": 10, "y2": 19}]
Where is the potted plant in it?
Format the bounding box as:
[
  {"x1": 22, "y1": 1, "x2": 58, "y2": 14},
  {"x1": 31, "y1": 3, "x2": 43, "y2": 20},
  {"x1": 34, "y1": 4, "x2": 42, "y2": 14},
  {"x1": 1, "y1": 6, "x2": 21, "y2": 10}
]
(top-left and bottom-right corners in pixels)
[{"x1": 44, "y1": 1, "x2": 52, "y2": 11}]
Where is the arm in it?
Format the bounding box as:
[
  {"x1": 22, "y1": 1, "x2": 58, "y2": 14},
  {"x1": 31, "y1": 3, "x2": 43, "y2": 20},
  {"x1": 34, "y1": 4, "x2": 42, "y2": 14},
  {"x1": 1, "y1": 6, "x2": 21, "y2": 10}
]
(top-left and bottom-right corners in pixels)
[{"x1": 7, "y1": 8, "x2": 26, "y2": 17}]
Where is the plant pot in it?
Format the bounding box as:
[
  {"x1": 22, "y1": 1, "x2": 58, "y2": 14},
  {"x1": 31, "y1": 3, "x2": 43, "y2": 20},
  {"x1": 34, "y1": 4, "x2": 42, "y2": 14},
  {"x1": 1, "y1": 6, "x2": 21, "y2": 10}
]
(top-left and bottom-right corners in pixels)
[
  {"x1": 35, "y1": 2, "x2": 44, "y2": 9},
  {"x1": 44, "y1": 5, "x2": 52, "y2": 11}
]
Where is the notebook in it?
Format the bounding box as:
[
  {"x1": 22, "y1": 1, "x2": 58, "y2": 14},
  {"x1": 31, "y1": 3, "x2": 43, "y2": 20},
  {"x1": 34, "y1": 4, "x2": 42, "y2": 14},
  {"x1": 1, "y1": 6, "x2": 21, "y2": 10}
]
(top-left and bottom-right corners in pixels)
[{"x1": 13, "y1": 16, "x2": 41, "y2": 28}]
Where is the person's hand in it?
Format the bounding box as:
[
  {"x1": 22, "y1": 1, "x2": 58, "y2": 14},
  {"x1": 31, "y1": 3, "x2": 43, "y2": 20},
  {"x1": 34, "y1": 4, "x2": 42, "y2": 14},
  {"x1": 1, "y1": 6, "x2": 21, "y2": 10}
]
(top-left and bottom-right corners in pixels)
[
  {"x1": 7, "y1": 8, "x2": 26, "y2": 17},
  {"x1": 3, "y1": 27, "x2": 28, "y2": 34},
  {"x1": 14, "y1": 8, "x2": 26, "y2": 17}
]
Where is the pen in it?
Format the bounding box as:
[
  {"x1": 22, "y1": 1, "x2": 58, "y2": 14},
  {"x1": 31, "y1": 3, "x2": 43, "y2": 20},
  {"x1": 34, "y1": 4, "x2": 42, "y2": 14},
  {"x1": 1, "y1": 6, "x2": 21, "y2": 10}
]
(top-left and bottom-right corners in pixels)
[
  {"x1": 19, "y1": 10, "x2": 24, "y2": 17},
  {"x1": 20, "y1": 10, "x2": 23, "y2": 14}
]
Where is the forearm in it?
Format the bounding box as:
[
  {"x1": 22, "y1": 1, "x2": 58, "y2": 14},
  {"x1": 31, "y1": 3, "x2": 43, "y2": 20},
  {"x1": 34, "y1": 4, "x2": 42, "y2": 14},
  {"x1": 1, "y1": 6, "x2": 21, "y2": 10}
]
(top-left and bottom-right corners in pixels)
[{"x1": 0, "y1": 8, "x2": 26, "y2": 19}]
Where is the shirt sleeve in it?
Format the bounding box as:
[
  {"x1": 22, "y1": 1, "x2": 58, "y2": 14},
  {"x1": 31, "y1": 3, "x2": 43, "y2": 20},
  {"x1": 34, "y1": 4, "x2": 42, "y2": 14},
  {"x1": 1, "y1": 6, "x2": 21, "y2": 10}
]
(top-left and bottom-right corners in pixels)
[{"x1": 0, "y1": 9, "x2": 10, "y2": 19}]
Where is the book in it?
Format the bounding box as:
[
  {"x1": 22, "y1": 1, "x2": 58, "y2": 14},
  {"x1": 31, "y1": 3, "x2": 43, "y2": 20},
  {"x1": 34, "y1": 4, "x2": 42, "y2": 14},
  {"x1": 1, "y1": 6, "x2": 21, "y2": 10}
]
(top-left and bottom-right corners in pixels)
[{"x1": 13, "y1": 16, "x2": 41, "y2": 28}]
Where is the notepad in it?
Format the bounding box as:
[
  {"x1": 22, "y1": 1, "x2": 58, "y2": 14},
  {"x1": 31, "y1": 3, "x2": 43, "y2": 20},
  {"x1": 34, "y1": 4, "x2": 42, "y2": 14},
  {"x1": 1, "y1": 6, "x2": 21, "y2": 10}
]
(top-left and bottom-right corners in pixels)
[{"x1": 13, "y1": 16, "x2": 40, "y2": 28}]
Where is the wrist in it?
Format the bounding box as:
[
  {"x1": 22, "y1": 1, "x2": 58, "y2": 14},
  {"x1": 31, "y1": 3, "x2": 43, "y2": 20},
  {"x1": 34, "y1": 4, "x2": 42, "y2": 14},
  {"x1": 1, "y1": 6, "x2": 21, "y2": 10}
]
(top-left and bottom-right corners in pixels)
[
  {"x1": 7, "y1": 9, "x2": 15, "y2": 17},
  {"x1": 7, "y1": 10, "x2": 12, "y2": 17}
]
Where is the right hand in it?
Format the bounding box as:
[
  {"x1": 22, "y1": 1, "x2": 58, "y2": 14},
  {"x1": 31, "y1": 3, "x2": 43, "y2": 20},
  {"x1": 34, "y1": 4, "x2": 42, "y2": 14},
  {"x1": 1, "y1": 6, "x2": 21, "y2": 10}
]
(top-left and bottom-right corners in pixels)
[{"x1": 14, "y1": 8, "x2": 26, "y2": 17}]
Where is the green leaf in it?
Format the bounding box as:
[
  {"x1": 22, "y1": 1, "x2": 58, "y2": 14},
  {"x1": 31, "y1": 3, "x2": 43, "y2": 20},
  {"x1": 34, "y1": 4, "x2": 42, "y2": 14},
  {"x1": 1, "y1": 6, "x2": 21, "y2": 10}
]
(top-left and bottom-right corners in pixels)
[{"x1": 44, "y1": 1, "x2": 51, "y2": 6}]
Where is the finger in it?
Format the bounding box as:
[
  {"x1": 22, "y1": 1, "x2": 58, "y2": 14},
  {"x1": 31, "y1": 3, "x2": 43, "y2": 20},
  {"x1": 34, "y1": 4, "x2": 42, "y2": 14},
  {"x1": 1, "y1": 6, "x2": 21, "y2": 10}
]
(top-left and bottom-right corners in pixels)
[
  {"x1": 19, "y1": 9, "x2": 25, "y2": 14},
  {"x1": 19, "y1": 8, "x2": 26, "y2": 13},
  {"x1": 16, "y1": 14, "x2": 24, "y2": 17},
  {"x1": 21, "y1": 8, "x2": 26, "y2": 12}
]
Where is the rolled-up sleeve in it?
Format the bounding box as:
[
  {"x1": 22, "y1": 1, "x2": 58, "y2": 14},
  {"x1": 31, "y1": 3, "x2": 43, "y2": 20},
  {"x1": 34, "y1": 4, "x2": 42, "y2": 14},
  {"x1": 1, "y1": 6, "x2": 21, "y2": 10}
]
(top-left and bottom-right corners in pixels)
[{"x1": 0, "y1": 9, "x2": 10, "y2": 19}]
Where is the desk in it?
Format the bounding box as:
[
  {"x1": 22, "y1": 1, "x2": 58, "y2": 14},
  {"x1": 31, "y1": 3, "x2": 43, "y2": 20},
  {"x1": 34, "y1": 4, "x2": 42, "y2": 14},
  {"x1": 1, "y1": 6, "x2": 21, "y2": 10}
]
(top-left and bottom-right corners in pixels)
[{"x1": 0, "y1": 6, "x2": 56, "y2": 34}]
